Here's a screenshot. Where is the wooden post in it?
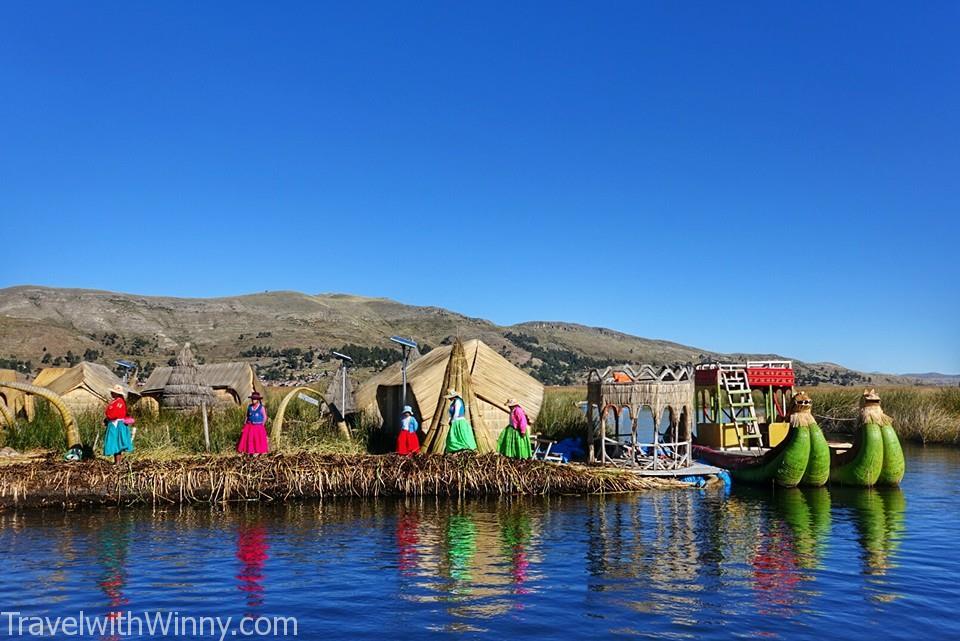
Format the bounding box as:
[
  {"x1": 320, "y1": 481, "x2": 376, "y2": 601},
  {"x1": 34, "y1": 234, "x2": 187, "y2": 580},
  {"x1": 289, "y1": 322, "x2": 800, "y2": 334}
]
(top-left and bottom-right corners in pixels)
[
  {"x1": 202, "y1": 400, "x2": 210, "y2": 452},
  {"x1": 652, "y1": 412, "x2": 659, "y2": 470},
  {"x1": 587, "y1": 404, "x2": 595, "y2": 463},
  {"x1": 602, "y1": 407, "x2": 610, "y2": 466},
  {"x1": 336, "y1": 409, "x2": 351, "y2": 441}
]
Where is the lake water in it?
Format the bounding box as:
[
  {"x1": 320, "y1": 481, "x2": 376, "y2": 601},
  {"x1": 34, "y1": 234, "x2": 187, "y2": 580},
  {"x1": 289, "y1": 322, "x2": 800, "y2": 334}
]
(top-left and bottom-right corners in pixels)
[{"x1": 1, "y1": 445, "x2": 957, "y2": 640}]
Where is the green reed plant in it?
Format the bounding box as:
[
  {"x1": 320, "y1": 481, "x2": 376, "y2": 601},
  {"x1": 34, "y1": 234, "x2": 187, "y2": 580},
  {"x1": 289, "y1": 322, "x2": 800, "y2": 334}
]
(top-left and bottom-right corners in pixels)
[
  {"x1": 806, "y1": 386, "x2": 960, "y2": 445},
  {"x1": 534, "y1": 387, "x2": 588, "y2": 441},
  {"x1": 1, "y1": 391, "x2": 363, "y2": 458}
]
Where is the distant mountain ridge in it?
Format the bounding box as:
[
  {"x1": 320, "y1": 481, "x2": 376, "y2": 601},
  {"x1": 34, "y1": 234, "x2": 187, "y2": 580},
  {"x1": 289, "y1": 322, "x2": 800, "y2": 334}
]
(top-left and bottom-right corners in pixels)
[
  {"x1": 903, "y1": 373, "x2": 960, "y2": 385},
  {"x1": 0, "y1": 285, "x2": 914, "y2": 387}
]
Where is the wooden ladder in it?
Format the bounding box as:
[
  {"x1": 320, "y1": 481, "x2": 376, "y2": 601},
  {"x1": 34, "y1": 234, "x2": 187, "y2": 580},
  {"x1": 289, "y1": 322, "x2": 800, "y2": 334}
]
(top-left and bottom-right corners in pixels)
[{"x1": 720, "y1": 368, "x2": 763, "y2": 451}]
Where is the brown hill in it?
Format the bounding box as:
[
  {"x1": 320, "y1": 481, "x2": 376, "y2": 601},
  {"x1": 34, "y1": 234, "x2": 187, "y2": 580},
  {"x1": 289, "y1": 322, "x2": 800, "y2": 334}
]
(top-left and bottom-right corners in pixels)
[{"x1": 0, "y1": 286, "x2": 907, "y2": 387}]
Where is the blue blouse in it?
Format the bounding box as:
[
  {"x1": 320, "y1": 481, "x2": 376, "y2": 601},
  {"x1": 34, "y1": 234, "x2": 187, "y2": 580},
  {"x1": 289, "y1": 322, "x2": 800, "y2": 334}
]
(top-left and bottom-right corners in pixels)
[
  {"x1": 449, "y1": 398, "x2": 465, "y2": 421},
  {"x1": 247, "y1": 404, "x2": 266, "y2": 425}
]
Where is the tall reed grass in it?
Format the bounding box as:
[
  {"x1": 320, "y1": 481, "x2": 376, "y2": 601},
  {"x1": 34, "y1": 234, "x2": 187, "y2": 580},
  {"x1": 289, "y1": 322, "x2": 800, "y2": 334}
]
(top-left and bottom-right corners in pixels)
[
  {"x1": 531, "y1": 386, "x2": 960, "y2": 446},
  {"x1": 806, "y1": 386, "x2": 960, "y2": 445},
  {"x1": 0, "y1": 389, "x2": 366, "y2": 458},
  {"x1": 5, "y1": 386, "x2": 957, "y2": 458},
  {"x1": 533, "y1": 387, "x2": 588, "y2": 441}
]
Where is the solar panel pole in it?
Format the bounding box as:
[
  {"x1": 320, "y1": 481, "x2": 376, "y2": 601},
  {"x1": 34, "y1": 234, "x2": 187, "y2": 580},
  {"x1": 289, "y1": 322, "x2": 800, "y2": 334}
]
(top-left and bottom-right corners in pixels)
[
  {"x1": 401, "y1": 346, "x2": 409, "y2": 409},
  {"x1": 331, "y1": 352, "x2": 354, "y2": 420},
  {"x1": 389, "y1": 337, "x2": 418, "y2": 415}
]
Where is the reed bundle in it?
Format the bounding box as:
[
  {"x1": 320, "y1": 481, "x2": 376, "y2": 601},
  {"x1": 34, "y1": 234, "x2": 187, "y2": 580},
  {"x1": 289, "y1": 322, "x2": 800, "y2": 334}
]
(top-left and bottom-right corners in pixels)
[
  {"x1": 421, "y1": 338, "x2": 497, "y2": 453},
  {"x1": 0, "y1": 453, "x2": 690, "y2": 509},
  {"x1": 162, "y1": 343, "x2": 215, "y2": 411}
]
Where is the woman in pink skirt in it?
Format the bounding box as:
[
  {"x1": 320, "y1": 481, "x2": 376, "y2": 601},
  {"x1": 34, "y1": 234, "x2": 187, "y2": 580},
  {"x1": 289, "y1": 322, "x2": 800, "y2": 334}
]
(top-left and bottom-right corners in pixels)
[{"x1": 238, "y1": 391, "x2": 269, "y2": 455}]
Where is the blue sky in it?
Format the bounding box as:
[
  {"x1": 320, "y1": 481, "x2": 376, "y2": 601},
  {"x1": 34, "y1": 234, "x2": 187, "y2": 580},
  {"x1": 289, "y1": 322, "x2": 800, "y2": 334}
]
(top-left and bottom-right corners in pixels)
[{"x1": 0, "y1": 2, "x2": 956, "y2": 374}]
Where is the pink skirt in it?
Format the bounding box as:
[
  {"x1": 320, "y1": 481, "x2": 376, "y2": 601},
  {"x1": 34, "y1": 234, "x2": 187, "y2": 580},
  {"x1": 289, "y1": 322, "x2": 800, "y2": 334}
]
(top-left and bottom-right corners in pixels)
[{"x1": 238, "y1": 422, "x2": 269, "y2": 454}]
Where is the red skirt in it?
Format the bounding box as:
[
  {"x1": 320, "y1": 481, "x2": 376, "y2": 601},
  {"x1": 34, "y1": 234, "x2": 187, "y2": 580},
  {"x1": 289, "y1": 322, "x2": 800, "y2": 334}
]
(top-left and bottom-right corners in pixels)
[
  {"x1": 238, "y1": 422, "x2": 269, "y2": 454},
  {"x1": 396, "y1": 430, "x2": 420, "y2": 455}
]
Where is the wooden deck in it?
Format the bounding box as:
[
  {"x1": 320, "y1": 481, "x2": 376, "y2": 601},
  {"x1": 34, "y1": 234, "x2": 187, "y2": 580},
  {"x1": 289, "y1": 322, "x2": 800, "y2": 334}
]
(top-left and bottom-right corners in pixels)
[{"x1": 630, "y1": 462, "x2": 723, "y2": 477}]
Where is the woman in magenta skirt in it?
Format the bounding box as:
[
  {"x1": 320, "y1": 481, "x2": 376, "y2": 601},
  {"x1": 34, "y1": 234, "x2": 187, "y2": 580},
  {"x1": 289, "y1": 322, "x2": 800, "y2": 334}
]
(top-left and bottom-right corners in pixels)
[{"x1": 238, "y1": 391, "x2": 269, "y2": 455}]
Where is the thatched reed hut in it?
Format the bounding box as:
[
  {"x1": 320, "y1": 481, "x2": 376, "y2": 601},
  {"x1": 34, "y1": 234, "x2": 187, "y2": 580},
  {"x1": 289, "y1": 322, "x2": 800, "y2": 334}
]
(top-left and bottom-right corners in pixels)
[
  {"x1": 32, "y1": 362, "x2": 140, "y2": 414},
  {"x1": 141, "y1": 359, "x2": 263, "y2": 412},
  {"x1": 355, "y1": 339, "x2": 544, "y2": 450},
  {"x1": 0, "y1": 369, "x2": 34, "y2": 420},
  {"x1": 156, "y1": 344, "x2": 214, "y2": 412},
  {"x1": 586, "y1": 365, "x2": 695, "y2": 468},
  {"x1": 420, "y1": 338, "x2": 496, "y2": 453}
]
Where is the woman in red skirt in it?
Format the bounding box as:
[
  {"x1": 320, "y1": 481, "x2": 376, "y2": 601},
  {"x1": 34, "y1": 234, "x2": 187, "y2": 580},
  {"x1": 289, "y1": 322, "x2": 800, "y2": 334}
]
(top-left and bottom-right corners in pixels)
[
  {"x1": 238, "y1": 392, "x2": 269, "y2": 455},
  {"x1": 396, "y1": 405, "x2": 420, "y2": 455}
]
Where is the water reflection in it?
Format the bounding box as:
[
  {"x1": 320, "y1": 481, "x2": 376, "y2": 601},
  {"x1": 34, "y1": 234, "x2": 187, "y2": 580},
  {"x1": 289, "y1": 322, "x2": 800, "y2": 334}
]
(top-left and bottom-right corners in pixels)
[
  {"x1": 775, "y1": 487, "x2": 832, "y2": 570},
  {"x1": 94, "y1": 514, "x2": 133, "y2": 641},
  {"x1": 396, "y1": 508, "x2": 420, "y2": 575},
  {"x1": 385, "y1": 499, "x2": 548, "y2": 629},
  {"x1": 498, "y1": 506, "x2": 533, "y2": 596},
  {"x1": 749, "y1": 489, "x2": 831, "y2": 614},
  {"x1": 832, "y1": 488, "x2": 906, "y2": 576},
  {"x1": 0, "y1": 470, "x2": 933, "y2": 641},
  {"x1": 236, "y1": 519, "x2": 270, "y2": 617},
  {"x1": 446, "y1": 513, "x2": 477, "y2": 587},
  {"x1": 577, "y1": 483, "x2": 906, "y2": 634},
  {"x1": 725, "y1": 486, "x2": 833, "y2": 616}
]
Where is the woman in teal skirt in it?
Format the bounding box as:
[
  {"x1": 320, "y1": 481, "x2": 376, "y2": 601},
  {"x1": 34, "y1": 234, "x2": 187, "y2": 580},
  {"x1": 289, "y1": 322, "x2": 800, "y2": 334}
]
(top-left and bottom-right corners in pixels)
[
  {"x1": 444, "y1": 389, "x2": 477, "y2": 453},
  {"x1": 103, "y1": 384, "x2": 134, "y2": 463}
]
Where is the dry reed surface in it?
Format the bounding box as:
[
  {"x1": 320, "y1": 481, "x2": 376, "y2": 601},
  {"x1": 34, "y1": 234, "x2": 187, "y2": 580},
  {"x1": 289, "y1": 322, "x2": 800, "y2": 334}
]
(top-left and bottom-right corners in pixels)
[{"x1": 0, "y1": 452, "x2": 691, "y2": 509}]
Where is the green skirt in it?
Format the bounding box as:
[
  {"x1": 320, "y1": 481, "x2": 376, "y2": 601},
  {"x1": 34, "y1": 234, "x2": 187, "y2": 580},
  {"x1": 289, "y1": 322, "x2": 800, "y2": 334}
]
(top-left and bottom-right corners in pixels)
[
  {"x1": 497, "y1": 425, "x2": 532, "y2": 459},
  {"x1": 446, "y1": 418, "x2": 478, "y2": 453}
]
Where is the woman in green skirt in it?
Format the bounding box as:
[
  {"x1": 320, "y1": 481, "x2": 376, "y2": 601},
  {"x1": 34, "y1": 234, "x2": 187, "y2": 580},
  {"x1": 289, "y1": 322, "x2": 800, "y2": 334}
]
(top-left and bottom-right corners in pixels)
[
  {"x1": 444, "y1": 389, "x2": 477, "y2": 453},
  {"x1": 497, "y1": 398, "x2": 532, "y2": 459}
]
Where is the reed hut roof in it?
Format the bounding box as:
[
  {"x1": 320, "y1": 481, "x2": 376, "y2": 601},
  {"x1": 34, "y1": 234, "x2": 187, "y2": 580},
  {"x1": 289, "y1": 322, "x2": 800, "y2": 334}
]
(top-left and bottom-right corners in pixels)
[
  {"x1": 42, "y1": 362, "x2": 140, "y2": 402},
  {"x1": 356, "y1": 339, "x2": 544, "y2": 447},
  {"x1": 32, "y1": 367, "x2": 70, "y2": 388},
  {"x1": 0, "y1": 369, "x2": 26, "y2": 384},
  {"x1": 141, "y1": 361, "x2": 263, "y2": 405},
  {"x1": 0, "y1": 369, "x2": 34, "y2": 419},
  {"x1": 420, "y1": 338, "x2": 497, "y2": 453},
  {"x1": 159, "y1": 344, "x2": 214, "y2": 411}
]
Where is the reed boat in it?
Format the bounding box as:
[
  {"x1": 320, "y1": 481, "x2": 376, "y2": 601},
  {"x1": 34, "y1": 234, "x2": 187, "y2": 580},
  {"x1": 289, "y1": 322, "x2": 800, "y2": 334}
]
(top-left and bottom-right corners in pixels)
[
  {"x1": 693, "y1": 362, "x2": 830, "y2": 487},
  {"x1": 694, "y1": 417, "x2": 811, "y2": 487},
  {"x1": 830, "y1": 389, "x2": 905, "y2": 487}
]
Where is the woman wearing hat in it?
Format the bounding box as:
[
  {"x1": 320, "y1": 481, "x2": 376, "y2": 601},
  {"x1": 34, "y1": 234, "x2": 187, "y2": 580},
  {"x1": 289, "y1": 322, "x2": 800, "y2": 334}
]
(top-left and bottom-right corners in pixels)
[
  {"x1": 103, "y1": 384, "x2": 134, "y2": 463},
  {"x1": 237, "y1": 391, "x2": 269, "y2": 455},
  {"x1": 497, "y1": 399, "x2": 532, "y2": 459},
  {"x1": 444, "y1": 389, "x2": 477, "y2": 453},
  {"x1": 396, "y1": 405, "x2": 420, "y2": 455}
]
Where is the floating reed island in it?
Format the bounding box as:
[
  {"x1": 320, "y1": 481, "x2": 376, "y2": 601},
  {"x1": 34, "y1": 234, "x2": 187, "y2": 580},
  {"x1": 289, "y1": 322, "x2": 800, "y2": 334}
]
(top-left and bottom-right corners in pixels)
[{"x1": 0, "y1": 453, "x2": 711, "y2": 509}]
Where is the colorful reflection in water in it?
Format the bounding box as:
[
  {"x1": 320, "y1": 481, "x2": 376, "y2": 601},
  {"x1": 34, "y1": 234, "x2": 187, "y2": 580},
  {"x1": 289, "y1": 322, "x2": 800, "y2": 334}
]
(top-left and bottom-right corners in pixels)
[
  {"x1": 235, "y1": 521, "x2": 269, "y2": 616},
  {"x1": 0, "y1": 445, "x2": 956, "y2": 640}
]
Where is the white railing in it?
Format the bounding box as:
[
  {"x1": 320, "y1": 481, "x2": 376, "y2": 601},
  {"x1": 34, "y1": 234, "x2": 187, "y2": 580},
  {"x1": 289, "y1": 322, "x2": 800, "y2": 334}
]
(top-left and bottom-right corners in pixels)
[
  {"x1": 746, "y1": 360, "x2": 793, "y2": 369},
  {"x1": 698, "y1": 360, "x2": 793, "y2": 371}
]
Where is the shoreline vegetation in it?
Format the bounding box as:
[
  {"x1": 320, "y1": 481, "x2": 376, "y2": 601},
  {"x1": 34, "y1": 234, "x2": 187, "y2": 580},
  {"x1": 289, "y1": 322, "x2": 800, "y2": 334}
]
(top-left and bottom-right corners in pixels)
[
  {"x1": 1, "y1": 386, "x2": 958, "y2": 459},
  {"x1": 0, "y1": 387, "x2": 703, "y2": 509},
  {"x1": 0, "y1": 386, "x2": 956, "y2": 509},
  {"x1": 807, "y1": 386, "x2": 960, "y2": 445}
]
